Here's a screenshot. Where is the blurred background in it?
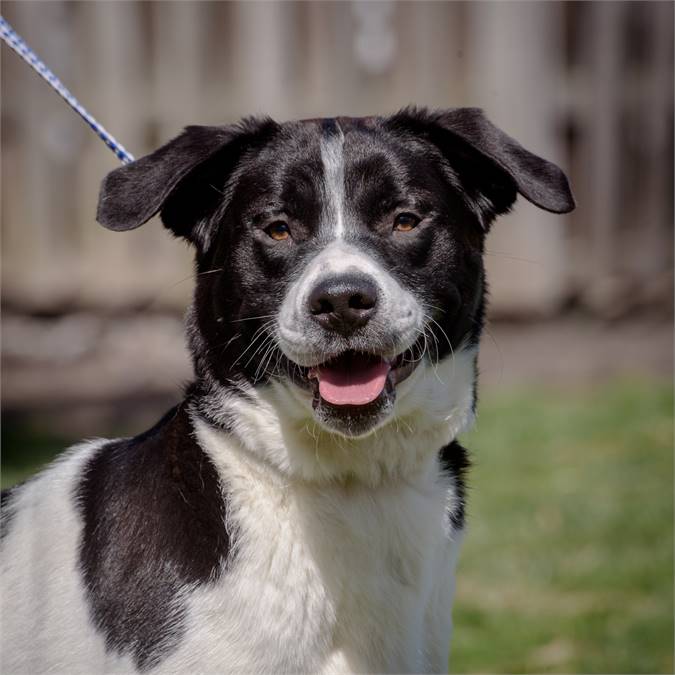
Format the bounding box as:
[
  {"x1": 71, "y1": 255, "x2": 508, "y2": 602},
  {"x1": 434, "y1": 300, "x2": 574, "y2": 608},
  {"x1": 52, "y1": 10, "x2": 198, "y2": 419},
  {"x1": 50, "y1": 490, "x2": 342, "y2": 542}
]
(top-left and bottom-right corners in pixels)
[{"x1": 1, "y1": 1, "x2": 673, "y2": 673}]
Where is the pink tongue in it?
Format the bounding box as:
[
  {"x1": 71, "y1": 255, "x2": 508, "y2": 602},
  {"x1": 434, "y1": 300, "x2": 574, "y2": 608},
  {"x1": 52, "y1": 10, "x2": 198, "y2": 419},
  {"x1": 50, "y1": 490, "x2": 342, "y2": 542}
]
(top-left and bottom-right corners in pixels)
[{"x1": 317, "y1": 359, "x2": 390, "y2": 406}]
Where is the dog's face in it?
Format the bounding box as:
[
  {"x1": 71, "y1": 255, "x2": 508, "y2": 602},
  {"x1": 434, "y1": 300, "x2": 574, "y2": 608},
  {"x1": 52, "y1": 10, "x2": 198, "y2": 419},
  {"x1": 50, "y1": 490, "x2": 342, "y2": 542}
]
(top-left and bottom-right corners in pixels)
[{"x1": 98, "y1": 109, "x2": 573, "y2": 439}]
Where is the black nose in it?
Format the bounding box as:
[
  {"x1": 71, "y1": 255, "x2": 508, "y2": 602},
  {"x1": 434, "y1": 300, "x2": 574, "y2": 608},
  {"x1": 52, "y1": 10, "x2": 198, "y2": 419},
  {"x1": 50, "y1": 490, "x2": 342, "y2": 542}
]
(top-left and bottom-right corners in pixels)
[{"x1": 308, "y1": 274, "x2": 379, "y2": 334}]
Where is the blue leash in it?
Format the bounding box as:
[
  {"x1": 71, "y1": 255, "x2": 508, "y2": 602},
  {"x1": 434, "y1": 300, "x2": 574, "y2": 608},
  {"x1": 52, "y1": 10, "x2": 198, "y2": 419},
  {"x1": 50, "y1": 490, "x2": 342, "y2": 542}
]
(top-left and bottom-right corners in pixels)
[{"x1": 0, "y1": 15, "x2": 134, "y2": 164}]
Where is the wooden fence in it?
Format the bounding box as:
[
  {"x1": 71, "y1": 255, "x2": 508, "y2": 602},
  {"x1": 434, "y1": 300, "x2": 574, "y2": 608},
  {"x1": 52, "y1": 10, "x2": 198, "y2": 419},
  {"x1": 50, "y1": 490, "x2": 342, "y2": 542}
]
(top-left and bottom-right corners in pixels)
[{"x1": 2, "y1": 1, "x2": 672, "y2": 316}]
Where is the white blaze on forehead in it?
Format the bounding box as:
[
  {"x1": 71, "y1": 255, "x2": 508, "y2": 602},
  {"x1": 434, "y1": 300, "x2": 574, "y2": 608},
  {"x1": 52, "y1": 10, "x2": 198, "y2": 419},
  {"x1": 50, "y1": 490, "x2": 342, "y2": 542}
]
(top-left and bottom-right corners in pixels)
[{"x1": 319, "y1": 123, "x2": 346, "y2": 238}]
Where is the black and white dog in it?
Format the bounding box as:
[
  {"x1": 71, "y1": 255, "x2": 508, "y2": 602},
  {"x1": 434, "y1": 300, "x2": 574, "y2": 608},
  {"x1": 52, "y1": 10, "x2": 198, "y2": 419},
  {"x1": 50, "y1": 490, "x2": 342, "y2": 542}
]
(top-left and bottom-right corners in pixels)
[{"x1": 1, "y1": 108, "x2": 573, "y2": 673}]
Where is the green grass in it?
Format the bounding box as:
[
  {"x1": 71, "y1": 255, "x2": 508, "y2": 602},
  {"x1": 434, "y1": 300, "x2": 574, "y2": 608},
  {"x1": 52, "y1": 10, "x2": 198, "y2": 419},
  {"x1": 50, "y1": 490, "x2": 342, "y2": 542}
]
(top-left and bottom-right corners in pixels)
[
  {"x1": 453, "y1": 379, "x2": 674, "y2": 673},
  {"x1": 2, "y1": 379, "x2": 673, "y2": 673}
]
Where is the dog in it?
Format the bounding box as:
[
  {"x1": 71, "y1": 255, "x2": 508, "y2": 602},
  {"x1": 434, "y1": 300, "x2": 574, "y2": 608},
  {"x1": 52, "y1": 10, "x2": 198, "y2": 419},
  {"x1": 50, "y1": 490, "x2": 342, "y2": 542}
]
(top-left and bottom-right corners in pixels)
[{"x1": 0, "y1": 108, "x2": 573, "y2": 674}]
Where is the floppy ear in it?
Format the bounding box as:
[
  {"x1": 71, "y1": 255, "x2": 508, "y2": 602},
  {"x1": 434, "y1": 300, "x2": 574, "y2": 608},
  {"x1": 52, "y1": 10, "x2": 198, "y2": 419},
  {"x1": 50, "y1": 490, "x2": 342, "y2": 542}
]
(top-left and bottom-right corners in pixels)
[
  {"x1": 387, "y1": 107, "x2": 575, "y2": 226},
  {"x1": 96, "y1": 119, "x2": 278, "y2": 245}
]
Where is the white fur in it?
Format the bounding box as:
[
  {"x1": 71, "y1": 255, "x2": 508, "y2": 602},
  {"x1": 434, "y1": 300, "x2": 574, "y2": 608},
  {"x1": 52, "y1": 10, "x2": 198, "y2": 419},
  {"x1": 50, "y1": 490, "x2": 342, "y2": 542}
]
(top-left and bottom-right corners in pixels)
[
  {"x1": 156, "y1": 423, "x2": 464, "y2": 673},
  {"x1": 320, "y1": 125, "x2": 346, "y2": 239}
]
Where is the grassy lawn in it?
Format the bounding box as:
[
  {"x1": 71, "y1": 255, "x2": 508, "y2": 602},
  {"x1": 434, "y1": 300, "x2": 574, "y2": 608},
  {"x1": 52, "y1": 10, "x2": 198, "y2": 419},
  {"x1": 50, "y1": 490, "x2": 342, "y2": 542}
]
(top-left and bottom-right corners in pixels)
[
  {"x1": 2, "y1": 378, "x2": 672, "y2": 673},
  {"x1": 453, "y1": 379, "x2": 674, "y2": 674}
]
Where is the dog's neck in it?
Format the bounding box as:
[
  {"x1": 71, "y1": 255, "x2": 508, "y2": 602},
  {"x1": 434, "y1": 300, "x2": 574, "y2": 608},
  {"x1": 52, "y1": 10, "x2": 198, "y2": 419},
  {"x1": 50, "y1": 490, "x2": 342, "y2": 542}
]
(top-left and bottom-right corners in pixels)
[{"x1": 187, "y1": 346, "x2": 478, "y2": 487}]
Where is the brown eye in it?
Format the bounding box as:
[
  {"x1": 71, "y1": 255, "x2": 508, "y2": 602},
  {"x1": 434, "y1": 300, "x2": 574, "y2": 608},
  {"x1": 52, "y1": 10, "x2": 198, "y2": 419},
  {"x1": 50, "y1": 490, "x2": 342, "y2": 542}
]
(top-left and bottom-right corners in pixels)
[
  {"x1": 265, "y1": 221, "x2": 291, "y2": 241},
  {"x1": 393, "y1": 213, "x2": 420, "y2": 232}
]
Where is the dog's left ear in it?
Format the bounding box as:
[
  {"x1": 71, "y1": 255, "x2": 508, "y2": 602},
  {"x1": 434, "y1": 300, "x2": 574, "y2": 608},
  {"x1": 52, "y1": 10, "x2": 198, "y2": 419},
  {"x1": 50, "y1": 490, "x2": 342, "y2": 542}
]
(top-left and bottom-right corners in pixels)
[
  {"x1": 97, "y1": 118, "x2": 278, "y2": 247},
  {"x1": 386, "y1": 107, "x2": 575, "y2": 228}
]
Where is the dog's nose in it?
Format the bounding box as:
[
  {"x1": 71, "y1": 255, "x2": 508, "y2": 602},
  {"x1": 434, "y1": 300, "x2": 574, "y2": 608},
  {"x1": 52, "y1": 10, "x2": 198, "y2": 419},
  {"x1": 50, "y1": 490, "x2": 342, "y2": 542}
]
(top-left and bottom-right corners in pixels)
[{"x1": 308, "y1": 275, "x2": 379, "y2": 334}]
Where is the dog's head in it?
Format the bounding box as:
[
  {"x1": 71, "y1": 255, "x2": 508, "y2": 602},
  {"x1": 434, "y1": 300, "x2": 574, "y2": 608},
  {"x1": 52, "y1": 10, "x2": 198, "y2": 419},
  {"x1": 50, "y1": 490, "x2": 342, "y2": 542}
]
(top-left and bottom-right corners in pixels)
[{"x1": 98, "y1": 109, "x2": 573, "y2": 447}]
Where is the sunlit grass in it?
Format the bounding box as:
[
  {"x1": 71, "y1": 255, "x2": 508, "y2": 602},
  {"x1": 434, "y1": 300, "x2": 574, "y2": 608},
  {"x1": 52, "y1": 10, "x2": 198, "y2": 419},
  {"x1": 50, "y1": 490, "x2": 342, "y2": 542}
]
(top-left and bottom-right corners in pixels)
[{"x1": 453, "y1": 379, "x2": 673, "y2": 673}]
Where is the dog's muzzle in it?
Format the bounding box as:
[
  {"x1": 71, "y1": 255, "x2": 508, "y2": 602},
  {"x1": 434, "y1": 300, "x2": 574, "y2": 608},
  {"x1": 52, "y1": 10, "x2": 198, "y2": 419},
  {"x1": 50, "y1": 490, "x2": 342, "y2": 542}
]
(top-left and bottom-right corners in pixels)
[{"x1": 277, "y1": 244, "x2": 426, "y2": 435}]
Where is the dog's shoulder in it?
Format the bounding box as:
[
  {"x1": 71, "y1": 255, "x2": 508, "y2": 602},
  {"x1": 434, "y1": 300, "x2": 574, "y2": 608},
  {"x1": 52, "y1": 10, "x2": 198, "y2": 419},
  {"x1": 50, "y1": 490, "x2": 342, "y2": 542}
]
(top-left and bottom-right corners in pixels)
[
  {"x1": 75, "y1": 404, "x2": 230, "y2": 668},
  {"x1": 1, "y1": 407, "x2": 231, "y2": 670}
]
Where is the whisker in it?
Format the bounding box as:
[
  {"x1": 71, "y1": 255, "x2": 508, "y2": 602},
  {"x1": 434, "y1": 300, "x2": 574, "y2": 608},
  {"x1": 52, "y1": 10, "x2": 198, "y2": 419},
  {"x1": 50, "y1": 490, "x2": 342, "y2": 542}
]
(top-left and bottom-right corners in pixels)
[
  {"x1": 424, "y1": 322, "x2": 444, "y2": 384},
  {"x1": 246, "y1": 332, "x2": 276, "y2": 372},
  {"x1": 219, "y1": 333, "x2": 242, "y2": 355},
  {"x1": 272, "y1": 346, "x2": 284, "y2": 377},
  {"x1": 195, "y1": 267, "x2": 225, "y2": 278},
  {"x1": 230, "y1": 314, "x2": 277, "y2": 324},
  {"x1": 144, "y1": 267, "x2": 225, "y2": 309},
  {"x1": 424, "y1": 313, "x2": 456, "y2": 384},
  {"x1": 484, "y1": 249, "x2": 541, "y2": 266},
  {"x1": 254, "y1": 336, "x2": 280, "y2": 381},
  {"x1": 426, "y1": 315, "x2": 453, "y2": 353},
  {"x1": 230, "y1": 320, "x2": 276, "y2": 369},
  {"x1": 203, "y1": 332, "x2": 242, "y2": 359},
  {"x1": 425, "y1": 303, "x2": 448, "y2": 316}
]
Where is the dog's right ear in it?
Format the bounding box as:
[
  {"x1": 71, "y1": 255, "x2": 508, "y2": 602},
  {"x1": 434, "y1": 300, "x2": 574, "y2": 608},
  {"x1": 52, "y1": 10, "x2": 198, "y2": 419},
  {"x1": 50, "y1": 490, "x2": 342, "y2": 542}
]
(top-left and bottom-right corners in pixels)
[{"x1": 97, "y1": 119, "x2": 278, "y2": 247}]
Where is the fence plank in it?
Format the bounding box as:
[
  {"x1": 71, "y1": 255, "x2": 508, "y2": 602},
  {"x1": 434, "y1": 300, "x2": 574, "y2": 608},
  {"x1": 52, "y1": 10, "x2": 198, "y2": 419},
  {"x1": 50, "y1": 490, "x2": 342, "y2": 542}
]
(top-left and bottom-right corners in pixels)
[
  {"x1": 2, "y1": 2, "x2": 672, "y2": 316},
  {"x1": 466, "y1": 1, "x2": 570, "y2": 316}
]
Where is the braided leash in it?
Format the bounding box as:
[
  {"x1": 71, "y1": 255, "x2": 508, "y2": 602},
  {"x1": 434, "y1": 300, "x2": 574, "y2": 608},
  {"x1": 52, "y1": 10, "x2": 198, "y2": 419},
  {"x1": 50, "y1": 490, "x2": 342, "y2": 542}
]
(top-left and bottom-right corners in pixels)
[{"x1": 1, "y1": 15, "x2": 134, "y2": 164}]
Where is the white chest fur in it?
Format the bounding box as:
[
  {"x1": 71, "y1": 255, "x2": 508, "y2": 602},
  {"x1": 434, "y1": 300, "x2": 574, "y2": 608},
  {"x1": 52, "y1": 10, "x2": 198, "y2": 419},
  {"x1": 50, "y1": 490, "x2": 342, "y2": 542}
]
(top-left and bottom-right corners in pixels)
[{"x1": 161, "y1": 425, "x2": 463, "y2": 674}]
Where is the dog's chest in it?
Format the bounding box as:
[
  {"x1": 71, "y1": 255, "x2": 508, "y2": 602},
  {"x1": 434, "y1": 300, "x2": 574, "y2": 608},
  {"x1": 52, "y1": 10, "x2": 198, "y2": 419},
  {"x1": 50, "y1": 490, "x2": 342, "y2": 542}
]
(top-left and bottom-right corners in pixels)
[{"x1": 166, "y1": 455, "x2": 456, "y2": 673}]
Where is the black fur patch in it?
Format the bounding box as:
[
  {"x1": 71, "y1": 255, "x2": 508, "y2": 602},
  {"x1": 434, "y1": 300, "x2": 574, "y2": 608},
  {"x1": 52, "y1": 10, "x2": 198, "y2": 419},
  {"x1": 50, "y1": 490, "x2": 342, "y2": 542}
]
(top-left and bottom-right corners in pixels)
[
  {"x1": 75, "y1": 405, "x2": 229, "y2": 670},
  {"x1": 439, "y1": 440, "x2": 470, "y2": 530}
]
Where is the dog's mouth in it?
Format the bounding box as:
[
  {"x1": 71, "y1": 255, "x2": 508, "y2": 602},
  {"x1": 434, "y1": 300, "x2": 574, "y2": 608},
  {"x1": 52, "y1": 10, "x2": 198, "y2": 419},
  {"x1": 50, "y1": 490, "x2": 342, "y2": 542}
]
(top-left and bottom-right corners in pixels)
[{"x1": 305, "y1": 349, "x2": 419, "y2": 409}]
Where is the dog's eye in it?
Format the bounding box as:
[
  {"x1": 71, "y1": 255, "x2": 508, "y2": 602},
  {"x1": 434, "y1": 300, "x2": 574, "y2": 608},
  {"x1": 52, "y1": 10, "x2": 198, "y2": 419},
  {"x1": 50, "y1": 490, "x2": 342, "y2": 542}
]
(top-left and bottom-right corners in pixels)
[
  {"x1": 393, "y1": 213, "x2": 420, "y2": 232},
  {"x1": 265, "y1": 221, "x2": 291, "y2": 241}
]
